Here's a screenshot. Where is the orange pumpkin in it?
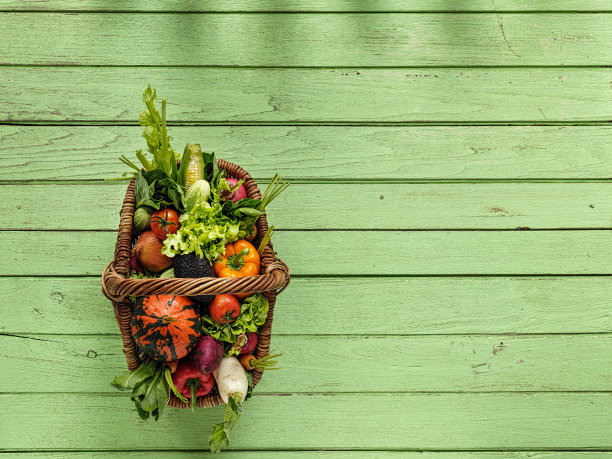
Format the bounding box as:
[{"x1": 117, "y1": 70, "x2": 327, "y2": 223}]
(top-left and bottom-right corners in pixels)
[{"x1": 131, "y1": 295, "x2": 202, "y2": 361}]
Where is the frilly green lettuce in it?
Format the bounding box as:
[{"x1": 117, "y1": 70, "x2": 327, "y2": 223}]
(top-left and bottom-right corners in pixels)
[{"x1": 161, "y1": 200, "x2": 253, "y2": 265}]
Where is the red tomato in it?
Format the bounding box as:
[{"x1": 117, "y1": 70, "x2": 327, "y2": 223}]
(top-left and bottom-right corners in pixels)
[
  {"x1": 208, "y1": 294, "x2": 241, "y2": 324},
  {"x1": 150, "y1": 208, "x2": 180, "y2": 240}
]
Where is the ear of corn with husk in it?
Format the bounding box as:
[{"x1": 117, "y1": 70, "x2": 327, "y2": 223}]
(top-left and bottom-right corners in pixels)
[{"x1": 177, "y1": 144, "x2": 205, "y2": 192}]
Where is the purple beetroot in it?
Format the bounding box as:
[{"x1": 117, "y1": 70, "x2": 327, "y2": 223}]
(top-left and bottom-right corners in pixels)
[{"x1": 191, "y1": 335, "x2": 224, "y2": 375}]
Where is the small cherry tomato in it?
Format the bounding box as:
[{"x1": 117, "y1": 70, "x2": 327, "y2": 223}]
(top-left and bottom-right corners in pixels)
[
  {"x1": 150, "y1": 208, "x2": 181, "y2": 240},
  {"x1": 208, "y1": 294, "x2": 241, "y2": 324}
]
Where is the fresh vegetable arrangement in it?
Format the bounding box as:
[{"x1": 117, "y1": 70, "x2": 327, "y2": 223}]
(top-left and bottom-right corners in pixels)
[{"x1": 109, "y1": 86, "x2": 287, "y2": 453}]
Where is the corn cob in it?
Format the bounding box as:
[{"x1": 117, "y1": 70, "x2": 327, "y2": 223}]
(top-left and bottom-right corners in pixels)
[{"x1": 177, "y1": 144, "x2": 205, "y2": 192}]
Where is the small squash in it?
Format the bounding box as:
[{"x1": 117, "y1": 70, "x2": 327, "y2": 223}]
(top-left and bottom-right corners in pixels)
[{"x1": 131, "y1": 295, "x2": 202, "y2": 361}]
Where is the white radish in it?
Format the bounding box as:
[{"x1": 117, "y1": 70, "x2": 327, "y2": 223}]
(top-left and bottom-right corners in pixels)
[
  {"x1": 213, "y1": 356, "x2": 248, "y2": 403},
  {"x1": 209, "y1": 356, "x2": 250, "y2": 453}
]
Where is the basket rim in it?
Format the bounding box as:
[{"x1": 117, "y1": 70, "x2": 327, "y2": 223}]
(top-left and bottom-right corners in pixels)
[{"x1": 101, "y1": 157, "x2": 289, "y2": 408}]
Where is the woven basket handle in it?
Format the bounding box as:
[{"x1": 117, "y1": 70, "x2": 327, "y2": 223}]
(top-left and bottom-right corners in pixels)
[{"x1": 101, "y1": 257, "x2": 290, "y2": 303}]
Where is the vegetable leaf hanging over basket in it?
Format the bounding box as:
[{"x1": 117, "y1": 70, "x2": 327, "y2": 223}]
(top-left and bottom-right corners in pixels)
[{"x1": 102, "y1": 85, "x2": 290, "y2": 453}]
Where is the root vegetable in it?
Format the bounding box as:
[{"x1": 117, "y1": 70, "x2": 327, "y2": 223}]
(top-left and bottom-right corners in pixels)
[
  {"x1": 213, "y1": 356, "x2": 248, "y2": 404},
  {"x1": 239, "y1": 353, "x2": 283, "y2": 371},
  {"x1": 240, "y1": 332, "x2": 258, "y2": 354},
  {"x1": 225, "y1": 178, "x2": 247, "y2": 202},
  {"x1": 192, "y1": 335, "x2": 224, "y2": 375},
  {"x1": 209, "y1": 356, "x2": 249, "y2": 453},
  {"x1": 229, "y1": 332, "x2": 257, "y2": 356}
]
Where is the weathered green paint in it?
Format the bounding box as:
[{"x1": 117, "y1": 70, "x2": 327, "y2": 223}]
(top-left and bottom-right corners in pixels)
[
  {"x1": 3, "y1": 277, "x2": 611, "y2": 335},
  {"x1": 3, "y1": 230, "x2": 611, "y2": 276},
  {"x1": 2, "y1": 126, "x2": 612, "y2": 181},
  {"x1": 3, "y1": 183, "x2": 611, "y2": 230},
  {"x1": 2, "y1": 13, "x2": 612, "y2": 66},
  {"x1": 2, "y1": 393, "x2": 610, "y2": 450},
  {"x1": 2, "y1": 68, "x2": 611, "y2": 122},
  {"x1": 2, "y1": 334, "x2": 611, "y2": 393},
  {"x1": 1, "y1": 5, "x2": 610, "y2": 457},
  {"x1": 3, "y1": 1, "x2": 612, "y2": 12},
  {"x1": 6, "y1": 454, "x2": 612, "y2": 459}
]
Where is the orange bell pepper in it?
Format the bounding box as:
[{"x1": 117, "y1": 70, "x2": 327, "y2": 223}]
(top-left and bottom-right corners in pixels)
[
  {"x1": 214, "y1": 240, "x2": 260, "y2": 277},
  {"x1": 214, "y1": 241, "x2": 261, "y2": 298}
]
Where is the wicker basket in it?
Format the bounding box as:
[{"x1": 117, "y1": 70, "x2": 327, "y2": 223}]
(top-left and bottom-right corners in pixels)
[{"x1": 101, "y1": 158, "x2": 291, "y2": 408}]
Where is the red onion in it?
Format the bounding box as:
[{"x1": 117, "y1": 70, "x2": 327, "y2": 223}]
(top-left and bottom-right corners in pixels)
[
  {"x1": 133, "y1": 230, "x2": 173, "y2": 273},
  {"x1": 226, "y1": 177, "x2": 247, "y2": 202}
]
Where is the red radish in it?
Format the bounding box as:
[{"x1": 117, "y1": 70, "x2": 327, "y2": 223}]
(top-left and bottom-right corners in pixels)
[
  {"x1": 241, "y1": 332, "x2": 258, "y2": 354},
  {"x1": 226, "y1": 178, "x2": 247, "y2": 202},
  {"x1": 229, "y1": 334, "x2": 247, "y2": 355},
  {"x1": 229, "y1": 332, "x2": 257, "y2": 355},
  {"x1": 191, "y1": 335, "x2": 224, "y2": 375},
  {"x1": 133, "y1": 230, "x2": 173, "y2": 272}
]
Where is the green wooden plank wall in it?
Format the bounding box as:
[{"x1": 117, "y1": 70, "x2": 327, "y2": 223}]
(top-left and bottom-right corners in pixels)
[{"x1": 0, "y1": 1, "x2": 611, "y2": 456}]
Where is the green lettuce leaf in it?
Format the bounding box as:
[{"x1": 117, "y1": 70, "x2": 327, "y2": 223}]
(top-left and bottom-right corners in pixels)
[{"x1": 162, "y1": 200, "x2": 253, "y2": 264}]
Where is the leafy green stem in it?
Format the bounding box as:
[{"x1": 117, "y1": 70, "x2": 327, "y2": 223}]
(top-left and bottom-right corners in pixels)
[
  {"x1": 257, "y1": 225, "x2": 276, "y2": 256},
  {"x1": 251, "y1": 353, "x2": 283, "y2": 370},
  {"x1": 208, "y1": 394, "x2": 243, "y2": 454},
  {"x1": 161, "y1": 98, "x2": 169, "y2": 175},
  {"x1": 164, "y1": 368, "x2": 188, "y2": 404},
  {"x1": 190, "y1": 381, "x2": 198, "y2": 412},
  {"x1": 119, "y1": 155, "x2": 141, "y2": 172},
  {"x1": 136, "y1": 150, "x2": 153, "y2": 171},
  {"x1": 259, "y1": 174, "x2": 289, "y2": 210}
]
